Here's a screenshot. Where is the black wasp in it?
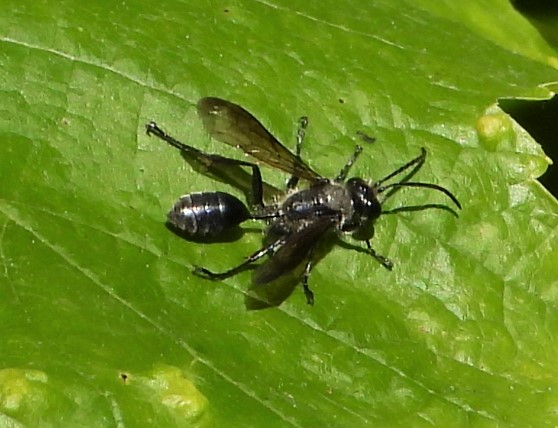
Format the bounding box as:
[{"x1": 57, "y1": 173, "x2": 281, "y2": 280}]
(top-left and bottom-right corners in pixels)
[{"x1": 146, "y1": 97, "x2": 461, "y2": 309}]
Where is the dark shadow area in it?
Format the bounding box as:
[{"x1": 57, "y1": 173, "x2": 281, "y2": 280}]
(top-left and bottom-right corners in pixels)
[
  {"x1": 499, "y1": 95, "x2": 558, "y2": 197},
  {"x1": 245, "y1": 267, "x2": 302, "y2": 310},
  {"x1": 511, "y1": 0, "x2": 558, "y2": 16},
  {"x1": 510, "y1": 1, "x2": 558, "y2": 49}
]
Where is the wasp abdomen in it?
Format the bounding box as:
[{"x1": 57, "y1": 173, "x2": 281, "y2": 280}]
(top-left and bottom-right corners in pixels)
[{"x1": 167, "y1": 191, "x2": 251, "y2": 237}]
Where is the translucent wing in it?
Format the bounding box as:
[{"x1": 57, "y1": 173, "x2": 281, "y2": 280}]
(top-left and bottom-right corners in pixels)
[
  {"x1": 246, "y1": 218, "x2": 336, "y2": 309},
  {"x1": 197, "y1": 97, "x2": 322, "y2": 183}
]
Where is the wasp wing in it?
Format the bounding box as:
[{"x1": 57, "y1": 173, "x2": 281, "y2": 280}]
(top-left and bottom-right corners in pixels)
[
  {"x1": 197, "y1": 97, "x2": 322, "y2": 183},
  {"x1": 246, "y1": 217, "x2": 337, "y2": 309},
  {"x1": 177, "y1": 148, "x2": 283, "y2": 203}
]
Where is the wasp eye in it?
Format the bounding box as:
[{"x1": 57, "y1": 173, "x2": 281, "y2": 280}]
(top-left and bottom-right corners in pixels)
[{"x1": 347, "y1": 178, "x2": 381, "y2": 221}]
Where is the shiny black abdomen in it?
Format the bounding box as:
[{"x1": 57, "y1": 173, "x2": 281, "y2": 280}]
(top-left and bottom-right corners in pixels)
[{"x1": 167, "y1": 191, "x2": 250, "y2": 237}]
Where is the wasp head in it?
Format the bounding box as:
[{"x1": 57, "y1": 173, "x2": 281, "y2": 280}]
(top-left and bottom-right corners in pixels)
[{"x1": 343, "y1": 177, "x2": 382, "y2": 240}]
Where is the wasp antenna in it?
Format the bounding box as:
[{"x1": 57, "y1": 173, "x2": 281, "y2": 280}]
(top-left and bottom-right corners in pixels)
[
  {"x1": 378, "y1": 181, "x2": 461, "y2": 210},
  {"x1": 376, "y1": 148, "x2": 427, "y2": 186}
]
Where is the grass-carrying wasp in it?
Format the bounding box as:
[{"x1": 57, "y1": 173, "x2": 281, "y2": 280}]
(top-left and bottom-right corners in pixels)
[{"x1": 146, "y1": 97, "x2": 461, "y2": 309}]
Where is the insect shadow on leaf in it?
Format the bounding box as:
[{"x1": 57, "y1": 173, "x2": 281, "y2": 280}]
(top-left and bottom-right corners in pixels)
[{"x1": 146, "y1": 98, "x2": 461, "y2": 309}]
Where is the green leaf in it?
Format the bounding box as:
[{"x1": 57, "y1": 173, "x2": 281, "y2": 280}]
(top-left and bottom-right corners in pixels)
[{"x1": 1, "y1": 1, "x2": 557, "y2": 426}]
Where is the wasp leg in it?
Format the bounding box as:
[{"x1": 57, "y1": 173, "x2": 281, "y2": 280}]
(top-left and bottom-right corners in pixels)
[
  {"x1": 335, "y1": 145, "x2": 364, "y2": 182},
  {"x1": 333, "y1": 131, "x2": 376, "y2": 183},
  {"x1": 193, "y1": 238, "x2": 286, "y2": 280},
  {"x1": 198, "y1": 154, "x2": 264, "y2": 209},
  {"x1": 365, "y1": 240, "x2": 393, "y2": 270},
  {"x1": 146, "y1": 121, "x2": 265, "y2": 209},
  {"x1": 286, "y1": 116, "x2": 308, "y2": 190},
  {"x1": 301, "y1": 258, "x2": 315, "y2": 305}
]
